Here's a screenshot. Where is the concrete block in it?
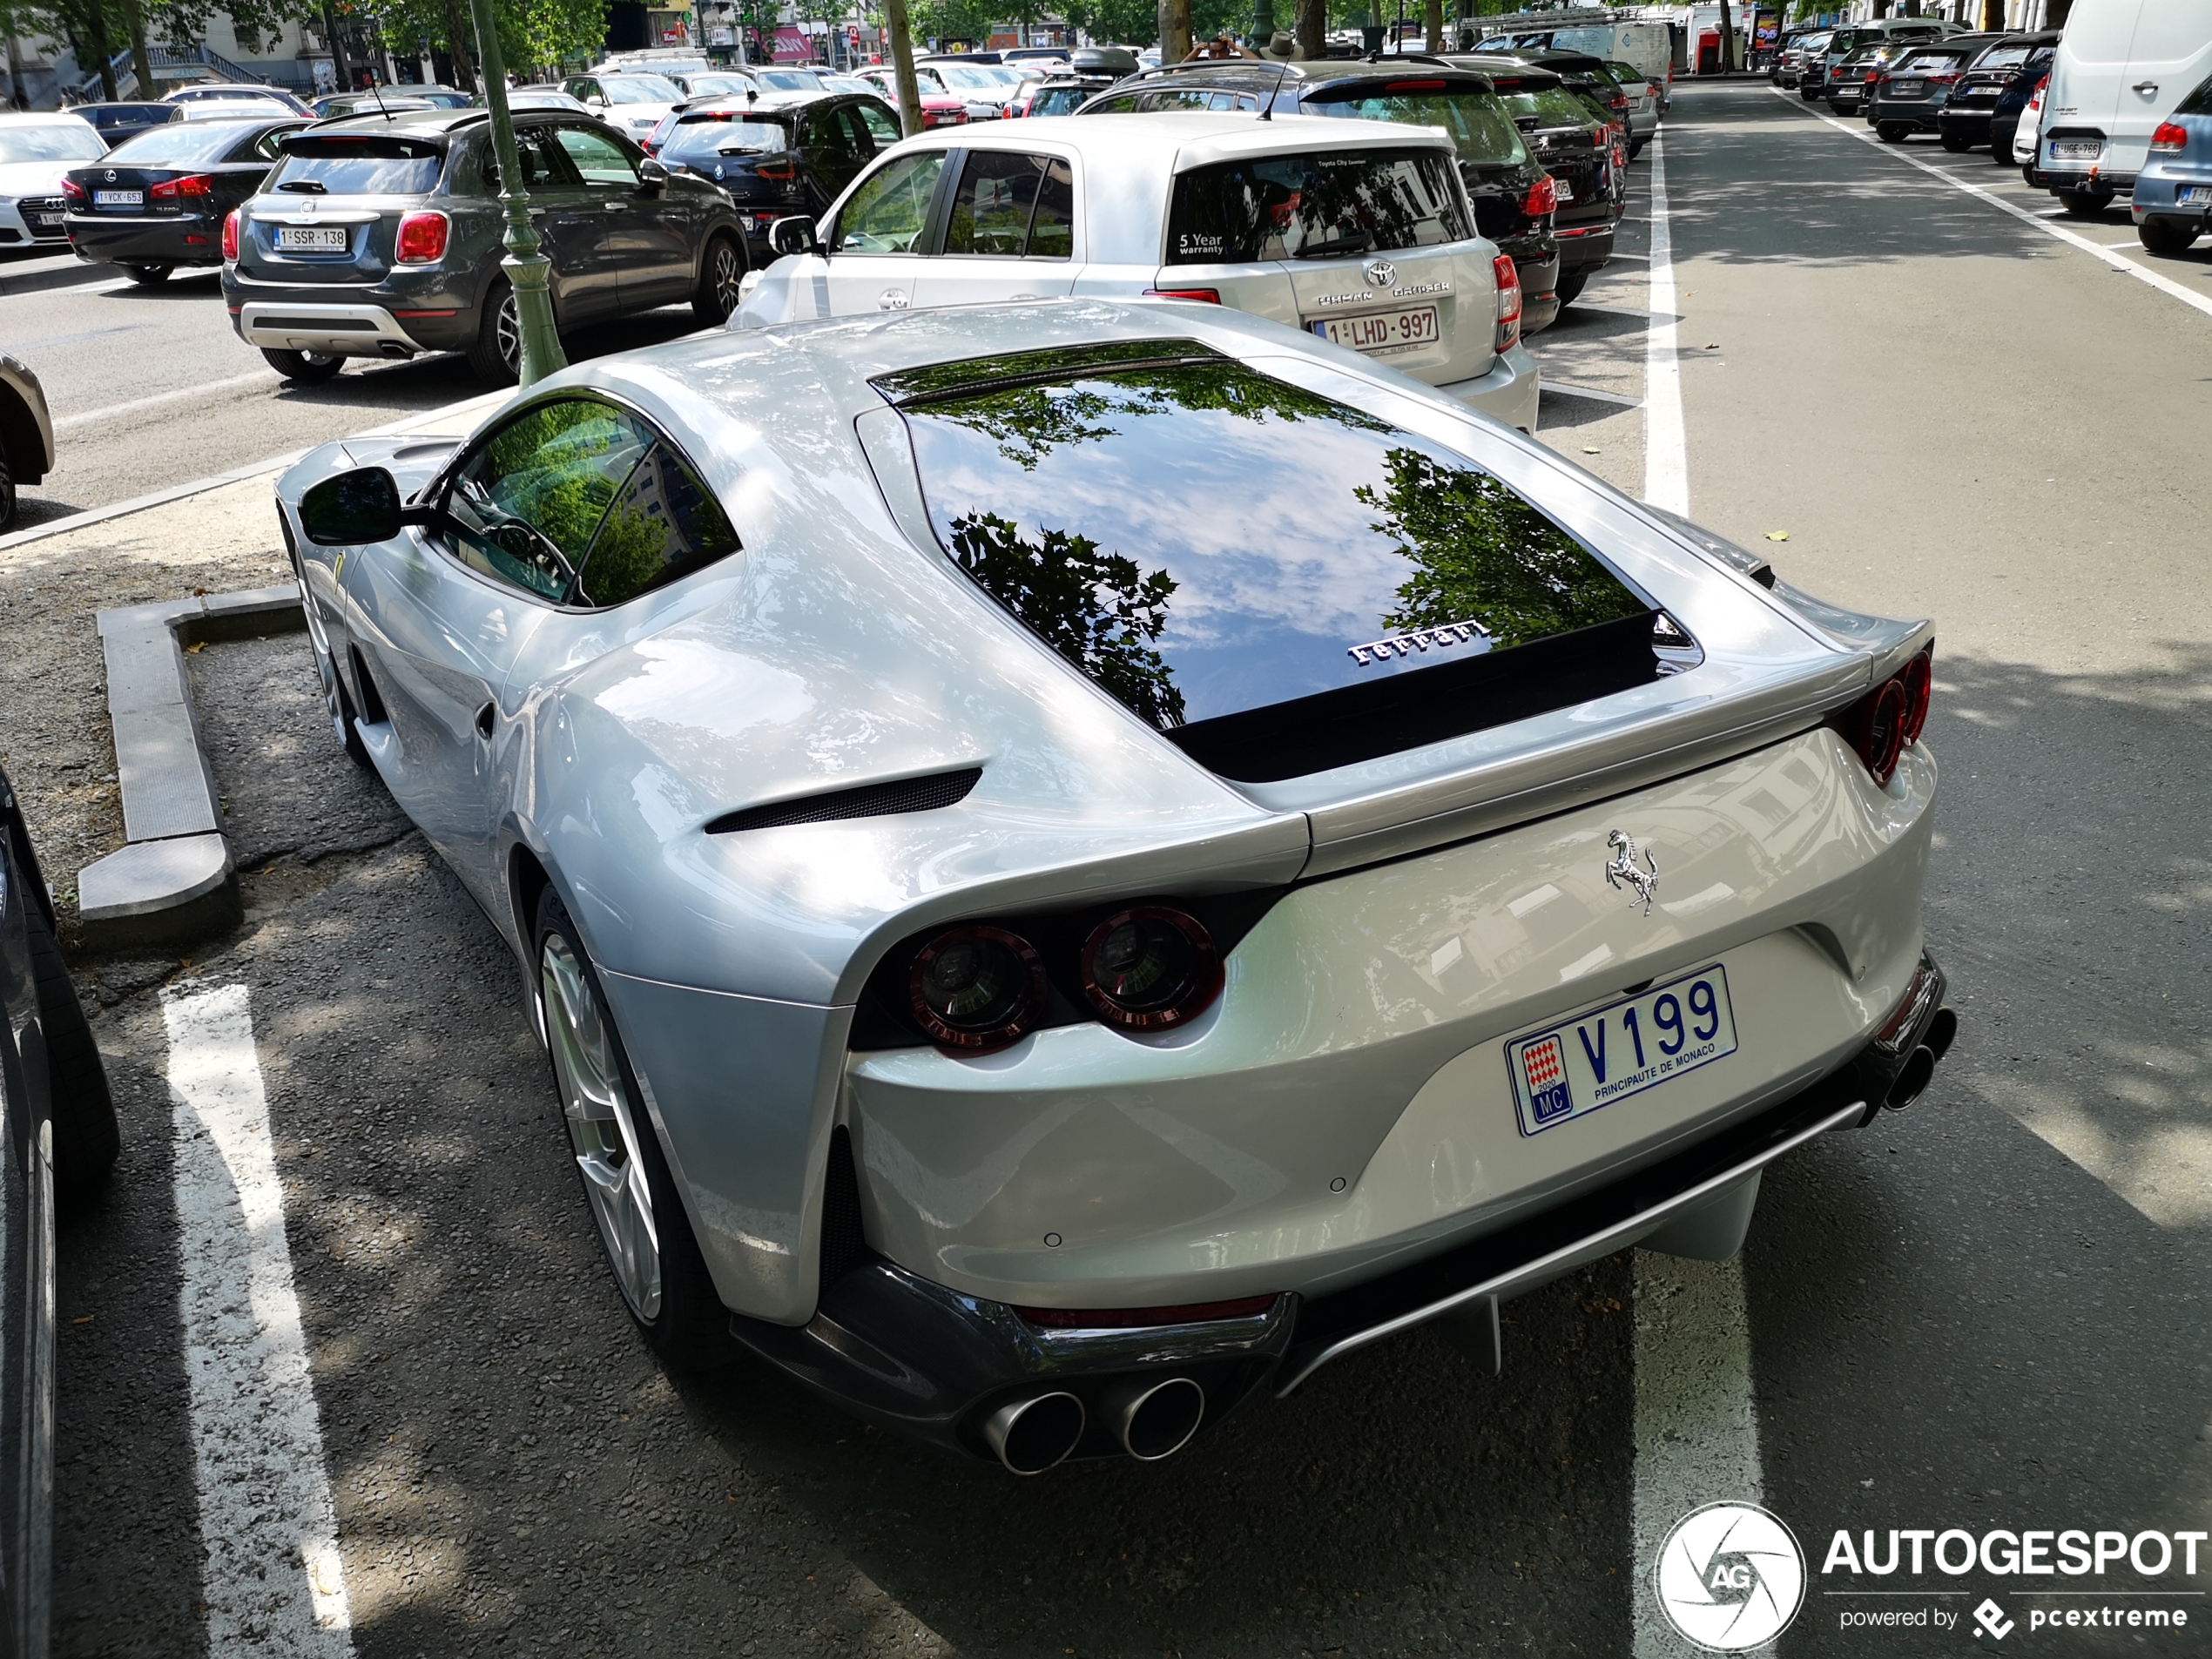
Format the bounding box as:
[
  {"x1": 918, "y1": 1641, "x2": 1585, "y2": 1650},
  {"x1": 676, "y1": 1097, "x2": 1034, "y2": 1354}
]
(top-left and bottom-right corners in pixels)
[
  {"x1": 111, "y1": 700, "x2": 220, "y2": 842},
  {"x1": 101, "y1": 625, "x2": 194, "y2": 718},
  {"x1": 77, "y1": 833, "x2": 238, "y2": 948},
  {"x1": 190, "y1": 585, "x2": 306, "y2": 644}
]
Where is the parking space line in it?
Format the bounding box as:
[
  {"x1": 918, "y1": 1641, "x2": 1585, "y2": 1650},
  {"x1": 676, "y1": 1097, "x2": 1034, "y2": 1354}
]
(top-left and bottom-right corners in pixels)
[
  {"x1": 164, "y1": 982, "x2": 354, "y2": 1656},
  {"x1": 1770, "y1": 88, "x2": 2212, "y2": 325},
  {"x1": 53, "y1": 370, "x2": 278, "y2": 434},
  {"x1": 1642, "y1": 131, "x2": 1689, "y2": 515}
]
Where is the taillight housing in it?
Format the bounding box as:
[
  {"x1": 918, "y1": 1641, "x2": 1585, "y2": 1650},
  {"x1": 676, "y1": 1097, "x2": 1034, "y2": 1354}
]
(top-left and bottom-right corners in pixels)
[
  {"x1": 1142, "y1": 287, "x2": 1221, "y2": 303},
  {"x1": 1079, "y1": 907, "x2": 1223, "y2": 1032},
  {"x1": 909, "y1": 926, "x2": 1047, "y2": 1054},
  {"x1": 150, "y1": 173, "x2": 214, "y2": 200},
  {"x1": 1522, "y1": 174, "x2": 1556, "y2": 216},
  {"x1": 395, "y1": 209, "x2": 448, "y2": 264},
  {"x1": 2151, "y1": 120, "x2": 2189, "y2": 153},
  {"x1": 221, "y1": 209, "x2": 239, "y2": 261},
  {"x1": 1833, "y1": 647, "x2": 1932, "y2": 787},
  {"x1": 61, "y1": 177, "x2": 86, "y2": 206},
  {"x1": 1492, "y1": 253, "x2": 1521, "y2": 351},
  {"x1": 756, "y1": 158, "x2": 797, "y2": 180}
]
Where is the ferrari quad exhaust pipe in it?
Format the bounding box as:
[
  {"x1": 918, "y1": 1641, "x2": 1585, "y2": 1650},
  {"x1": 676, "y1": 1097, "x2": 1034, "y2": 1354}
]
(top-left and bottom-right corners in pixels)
[
  {"x1": 981, "y1": 1391, "x2": 1085, "y2": 1475},
  {"x1": 1103, "y1": 1376, "x2": 1206, "y2": 1462},
  {"x1": 1885, "y1": 1005, "x2": 1958, "y2": 1113}
]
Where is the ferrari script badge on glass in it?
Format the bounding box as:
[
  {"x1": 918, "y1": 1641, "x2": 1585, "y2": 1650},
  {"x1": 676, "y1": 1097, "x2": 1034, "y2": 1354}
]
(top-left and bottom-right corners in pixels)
[
  {"x1": 1362, "y1": 258, "x2": 1397, "y2": 288},
  {"x1": 1604, "y1": 830, "x2": 1659, "y2": 916},
  {"x1": 1654, "y1": 1502, "x2": 1805, "y2": 1651}
]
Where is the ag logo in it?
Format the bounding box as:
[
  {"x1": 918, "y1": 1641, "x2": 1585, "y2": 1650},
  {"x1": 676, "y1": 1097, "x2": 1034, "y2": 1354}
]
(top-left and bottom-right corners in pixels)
[{"x1": 1655, "y1": 1502, "x2": 1805, "y2": 1651}]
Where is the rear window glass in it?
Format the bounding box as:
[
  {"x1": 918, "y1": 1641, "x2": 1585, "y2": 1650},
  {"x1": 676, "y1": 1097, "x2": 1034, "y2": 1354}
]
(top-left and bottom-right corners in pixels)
[
  {"x1": 1969, "y1": 44, "x2": 2034, "y2": 70},
  {"x1": 880, "y1": 342, "x2": 1653, "y2": 779},
  {"x1": 661, "y1": 114, "x2": 792, "y2": 158},
  {"x1": 2177, "y1": 71, "x2": 2212, "y2": 117},
  {"x1": 1165, "y1": 148, "x2": 1468, "y2": 265},
  {"x1": 1029, "y1": 85, "x2": 1091, "y2": 117},
  {"x1": 1898, "y1": 51, "x2": 1966, "y2": 71},
  {"x1": 103, "y1": 122, "x2": 263, "y2": 166},
  {"x1": 270, "y1": 139, "x2": 443, "y2": 195},
  {"x1": 1500, "y1": 86, "x2": 1598, "y2": 128},
  {"x1": 1303, "y1": 87, "x2": 1528, "y2": 166}
]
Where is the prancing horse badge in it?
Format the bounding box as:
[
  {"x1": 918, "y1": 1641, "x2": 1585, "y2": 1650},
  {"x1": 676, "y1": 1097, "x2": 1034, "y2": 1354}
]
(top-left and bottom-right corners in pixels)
[{"x1": 1604, "y1": 831, "x2": 1659, "y2": 916}]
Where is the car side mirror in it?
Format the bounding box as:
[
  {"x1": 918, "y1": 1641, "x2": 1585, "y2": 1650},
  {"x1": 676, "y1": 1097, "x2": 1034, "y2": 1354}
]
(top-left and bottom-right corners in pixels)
[
  {"x1": 766, "y1": 214, "x2": 820, "y2": 257},
  {"x1": 300, "y1": 466, "x2": 404, "y2": 545},
  {"x1": 637, "y1": 157, "x2": 669, "y2": 195}
]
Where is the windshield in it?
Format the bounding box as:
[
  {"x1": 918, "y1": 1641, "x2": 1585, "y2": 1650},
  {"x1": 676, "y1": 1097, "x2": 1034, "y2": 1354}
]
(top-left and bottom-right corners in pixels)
[
  {"x1": 0, "y1": 123, "x2": 107, "y2": 163},
  {"x1": 685, "y1": 74, "x2": 756, "y2": 97},
  {"x1": 1029, "y1": 85, "x2": 1091, "y2": 117},
  {"x1": 1167, "y1": 147, "x2": 1468, "y2": 264},
  {"x1": 937, "y1": 64, "x2": 1001, "y2": 89},
  {"x1": 882, "y1": 342, "x2": 1652, "y2": 779},
  {"x1": 1969, "y1": 44, "x2": 2034, "y2": 70},
  {"x1": 269, "y1": 140, "x2": 443, "y2": 194},
  {"x1": 753, "y1": 69, "x2": 822, "y2": 89},
  {"x1": 662, "y1": 115, "x2": 792, "y2": 158},
  {"x1": 603, "y1": 75, "x2": 680, "y2": 102},
  {"x1": 1500, "y1": 86, "x2": 1598, "y2": 129},
  {"x1": 103, "y1": 122, "x2": 263, "y2": 165},
  {"x1": 1304, "y1": 87, "x2": 1528, "y2": 166}
]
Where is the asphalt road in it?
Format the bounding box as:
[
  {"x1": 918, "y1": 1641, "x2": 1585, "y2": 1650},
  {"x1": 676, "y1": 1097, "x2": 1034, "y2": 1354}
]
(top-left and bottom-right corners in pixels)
[
  {"x1": 37, "y1": 80, "x2": 2212, "y2": 1658},
  {"x1": 1, "y1": 261, "x2": 714, "y2": 530}
]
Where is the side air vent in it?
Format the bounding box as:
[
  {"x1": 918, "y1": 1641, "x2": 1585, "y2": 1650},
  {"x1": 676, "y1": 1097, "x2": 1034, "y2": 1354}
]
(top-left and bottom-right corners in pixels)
[
  {"x1": 705, "y1": 767, "x2": 982, "y2": 835},
  {"x1": 818, "y1": 1126, "x2": 874, "y2": 1295}
]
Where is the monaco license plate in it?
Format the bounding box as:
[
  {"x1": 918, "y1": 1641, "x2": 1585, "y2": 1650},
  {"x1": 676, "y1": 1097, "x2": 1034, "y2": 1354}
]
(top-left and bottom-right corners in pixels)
[
  {"x1": 94, "y1": 189, "x2": 142, "y2": 207},
  {"x1": 2052, "y1": 139, "x2": 2102, "y2": 160},
  {"x1": 1312, "y1": 305, "x2": 1439, "y2": 356},
  {"x1": 2181, "y1": 185, "x2": 2212, "y2": 204},
  {"x1": 276, "y1": 225, "x2": 349, "y2": 252},
  {"x1": 1504, "y1": 964, "x2": 1739, "y2": 1136}
]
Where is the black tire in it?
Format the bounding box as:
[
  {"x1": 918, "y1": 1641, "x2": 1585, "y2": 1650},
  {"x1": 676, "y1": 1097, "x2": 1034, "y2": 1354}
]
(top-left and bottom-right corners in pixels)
[
  {"x1": 691, "y1": 232, "x2": 747, "y2": 325},
  {"x1": 260, "y1": 347, "x2": 343, "y2": 383},
  {"x1": 1554, "y1": 267, "x2": 1588, "y2": 308},
  {"x1": 1878, "y1": 123, "x2": 1907, "y2": 144},
  {"x1": 2138, "y1": 217, "x2": 2201, "y2": 254},
  {"x1": 124, "y1": 263, "x2": 172, "y2": 285},
  {"x1": 2022, "y1": 164, "x2": 2038, "y2": 187},
  {"x1": 1939, "y1": 132, "x2": 1971, "y2": 153},
  {"x1": 24, "y1": 902, "x2": 118, "y2": 1213},
  {"x1": 2059, "y1": 191, "x2": 2112, "y2": 219},
  {"x1": 1801, "y1": 84, "x2": 1823, "y2": 101},
  {"x1": 465, "y1": 278, "x2": 523, "y2": 387},
  {"x1": 533, "y1": 888, "x2": 734, "y2": 1369},
  {"x1": 1629, "y1": 138, "x2": 1647, "y2": 159},
  {"x1": 0, "y1": 447, "x2": 14, "y2": 532}
]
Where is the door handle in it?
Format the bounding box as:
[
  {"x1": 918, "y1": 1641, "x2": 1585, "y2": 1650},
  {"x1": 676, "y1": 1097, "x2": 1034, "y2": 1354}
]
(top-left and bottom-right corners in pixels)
[
  {"x1": 475, "y1": 700, "x2": 495, "y2": 740},
  {"x1": 2134, "y1": 81, "x2": 2159, "y2": 94}
]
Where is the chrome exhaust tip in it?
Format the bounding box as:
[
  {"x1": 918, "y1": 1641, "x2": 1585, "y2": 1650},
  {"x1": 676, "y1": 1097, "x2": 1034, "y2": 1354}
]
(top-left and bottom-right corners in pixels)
[
  {"x1": 1923, "y1": 1005, "x2": 1958, "y2": 1062},
  {"x1": 981, "y1": 1391, "x2": 1085, "y2": 1476},
  {"x1": 1884, "y1": 1045, "x2": 1937, "y2": 1111},
  {"x1": 1105, "y1": 1376, "x2": 1205, "y2": 1462}
]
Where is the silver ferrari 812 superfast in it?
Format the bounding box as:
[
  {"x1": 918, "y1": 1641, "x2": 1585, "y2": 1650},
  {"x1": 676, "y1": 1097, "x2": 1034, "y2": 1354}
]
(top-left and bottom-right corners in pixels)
[{"x1": 278, "y1": 298, "x2": 1953, "y2": 1473}]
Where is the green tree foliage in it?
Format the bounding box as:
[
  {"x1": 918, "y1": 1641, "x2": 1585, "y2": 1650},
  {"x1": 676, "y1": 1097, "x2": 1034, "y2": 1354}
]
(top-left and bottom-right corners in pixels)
[
  {"x1": 947, "y1": 512, "x2": 1186, "y2": 728},
  {"x1": 1055, "y1": 0, "x2": 1155, "y2": 45},
  {"x1": 1357, "y1": 448, "x2": 1647, "y2": 647},
  {"x1": 361, "y1": 0, "x2": 606, "y2": 74}
]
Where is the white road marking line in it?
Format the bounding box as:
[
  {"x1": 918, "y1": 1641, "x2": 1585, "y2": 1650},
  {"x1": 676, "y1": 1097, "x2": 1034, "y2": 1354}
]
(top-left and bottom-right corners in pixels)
[
  {"x1": 164, "y1": 982, "x2": 354, "y2": 1656},
  {"x1": 1633, "y1": 1254, "x2": 1767, "y2": 1658},
  {"x1": 1642, "y1": 131, "x2": 1689, "y2": 515},
  {"x1": 53, "y1": 370, "x2": 278, "y2": 433},
  {"x1": 1772, "y1": 88, "x2": 2212, "y2": 325}
]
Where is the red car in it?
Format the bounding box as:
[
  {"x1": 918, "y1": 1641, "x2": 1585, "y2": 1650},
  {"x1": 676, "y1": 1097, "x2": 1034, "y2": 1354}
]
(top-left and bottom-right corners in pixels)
[{"x1": 853, "y1": 69, "x2": 970, "y2": 128}]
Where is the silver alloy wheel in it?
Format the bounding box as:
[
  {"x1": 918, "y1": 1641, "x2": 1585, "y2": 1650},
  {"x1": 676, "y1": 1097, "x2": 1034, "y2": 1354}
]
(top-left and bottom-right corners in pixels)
[
  {"x1": 496, "y1": 290, "x2": 523, "y2": 374},
  {"x1": 541, "y1": 932, "x2": 663, "y2": 1318},
  {"x1": 711, "y1": 239, "x2": 742, "y2": 314}
]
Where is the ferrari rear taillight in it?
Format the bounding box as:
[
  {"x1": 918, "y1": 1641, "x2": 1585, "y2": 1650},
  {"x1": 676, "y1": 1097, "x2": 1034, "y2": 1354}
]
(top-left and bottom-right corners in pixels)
[
  {"x1": 1522, "y1": 173, "x2": 1556, "y2": 216},
  {"x1": 395, "y1": 209, "x2": 448, "y2": 263},
  {"x1": 221, "y1": 209, "x2": 239, "y2": 260},
  {"x1": 2151, "y1": 120, "x2": 2189, "y2": 153},
  {"x1": 1834, "y1": 646, "x2": 1933, "y2": 787},
  {"x1": 909, "y1": 926, "x2": 1047, "y2": 1054},
  {"x1": 150, "y1": 172, "x2": 213, "y2": 199},
  {"x1": 1492, "y1": 253, "x2": 1521, "y2": 351},
  {"x1": 1080, "y1": 907, "x2": 1222, "y2": 1033}
]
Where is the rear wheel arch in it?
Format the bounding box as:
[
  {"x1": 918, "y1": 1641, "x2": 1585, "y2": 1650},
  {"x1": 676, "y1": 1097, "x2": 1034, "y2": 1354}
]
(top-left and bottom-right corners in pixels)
[{"x1": 0, "y1": 384, "x2": 45, "y2": 486}]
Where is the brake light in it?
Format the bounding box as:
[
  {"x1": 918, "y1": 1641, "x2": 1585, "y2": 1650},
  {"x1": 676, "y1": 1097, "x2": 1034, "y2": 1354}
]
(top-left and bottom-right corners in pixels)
[
  {"x1": 756, "y1": 158, "x2": 796, "y2": 180},
  {"x1": 1142, "y1": 287, "x2": 1220, "y2": 302},
  {"x1": 394, "y1": 209, "x2": 448, "y2": 264},
  {"x1": 60, "y1": 177, "x2": 86, "y2": 207},
  {"x1": 1833, "y1": 647, "x2": 1932, "y2": 787},
  {"x1": 221, "y1": 209, "x2": 239, "y2": 260},
  {"x1": 2152, "y1": 120, "x2": 2188, "y2": 153},
  {"x1": 1492, "y1": 253, "x2": 1521, "y2": 351},
  {"x1": 1522, "y1": 173, "x2": 1556, "y2": 216},
  {"x1": 150, "y1": 173, "x2": 214, "y2": 200}
]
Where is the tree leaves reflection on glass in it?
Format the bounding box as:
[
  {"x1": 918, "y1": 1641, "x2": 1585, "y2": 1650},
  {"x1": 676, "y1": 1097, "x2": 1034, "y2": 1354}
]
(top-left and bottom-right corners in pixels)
[{"x1": 1362, "y1": 450, "x2": 1649, "y2": 650}]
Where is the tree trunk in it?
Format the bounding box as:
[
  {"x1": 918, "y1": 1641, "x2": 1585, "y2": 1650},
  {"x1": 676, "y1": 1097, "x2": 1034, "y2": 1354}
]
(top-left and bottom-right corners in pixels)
[
  {"x1": 322, "y1": 0, "x2": 353, "y2": 90},
  {"x1": 441, "y1": 0, "x2": 477, "y2": 90},
  {"x1": 884, "y1": 0, "x2": 923, "y2": 136},
  {"x1": 88, "y1": 0, "x2": 116, "y2": 101},
  {"x1": 118, "y1": 0, "x2": 152, "y2": 98},
  {"x1": 1294, "y1": 0, "x2": 1324, "y2": 58},
  {"x1": 1716, "y1": 0, "x2": 1735, "y2": 75},
  {"x1": 6, "y1": 33, "x2": 28, "y2": 110},
  {"x1": 1161, "y1": 0, "x2": 1192, "y2": 64},
  {"x1": 1425, "y1": 0, "x2": 1442, "y2": 52}
]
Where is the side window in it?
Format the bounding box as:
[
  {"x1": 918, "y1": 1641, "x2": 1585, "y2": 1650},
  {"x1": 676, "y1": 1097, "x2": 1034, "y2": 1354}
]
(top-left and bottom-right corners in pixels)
[
  {"x1": 576, "y1": 444, "x2": 742, "y2": 608},
  {"x1": 478, "y1": 126, "x2": 571, "y2": 194},
  {"x1": 554, "y1": 124, "x2": 639, "y2": 187},
  {"x1": 943, "y1": 151, "x2": 1073, "y2": 259},
  {"x1": 830, "y1": 150, "x2": 947, "y2": 253},
  {"x1": 799, "y1": 105, "x2": 867, "y2": 195},
  {"x1": 1089, "y1": 93, "x2": 1142, "y2": 113},
  {"x1": 440, "y1": 400, "x2": 653, "y2": 602},
  {"x1": 856, "y1": 102, "x2": 900, "y2": 148},
  {"x1": 246, "y1": 125, "x2": 297, "y2": 161}
]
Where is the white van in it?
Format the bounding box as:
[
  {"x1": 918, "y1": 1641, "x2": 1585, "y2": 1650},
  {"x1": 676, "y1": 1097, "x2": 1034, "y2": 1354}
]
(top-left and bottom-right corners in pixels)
[
  {"x1": 1477, "y1": 22, "x2": 1675, "y2": 86},
  {"x1": 2036, "y1": 0, "x2": 2212, "y2": 212}
]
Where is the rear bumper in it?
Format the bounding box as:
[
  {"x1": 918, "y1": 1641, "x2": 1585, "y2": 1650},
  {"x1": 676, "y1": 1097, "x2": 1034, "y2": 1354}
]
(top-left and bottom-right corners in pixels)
[
  {"x1": 64, "y1": 212, "x2": 222, "y2": 266},
  {"x1": 1871, "y1": 103, "x2": 1943, "y2": 132},
  {"x1": 1554, "y1": 222, "x2": 1615, "y2": 273},
  {"x1": 1937, "y1": 109, "x2": 1993, "y2": 140},
  {"x1": 2031, "y1": 166, "x2": 2135, "y2": 196},
  {"x1": 1439, "y1": 341, "x2": 1541, "y2": 434},
  {"x1": 236, "y1": 300, "x2": 428, "y2": 359}
]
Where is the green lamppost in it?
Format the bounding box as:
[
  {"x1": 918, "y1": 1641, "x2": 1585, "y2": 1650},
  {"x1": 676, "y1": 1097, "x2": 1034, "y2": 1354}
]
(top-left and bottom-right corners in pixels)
[
  {"x1": 465, "y1": 0, "x2": 566, "y2": 385},
  {"x1": 1247, "y1": 0, "x2": 1275, "y2": 51}
]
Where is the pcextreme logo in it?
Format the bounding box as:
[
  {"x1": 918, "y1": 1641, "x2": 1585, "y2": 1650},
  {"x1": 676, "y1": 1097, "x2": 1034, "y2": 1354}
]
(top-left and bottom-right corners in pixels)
[{"x1": 1656, "y1": 1502, "x2": 1809, "y2": 1651}]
